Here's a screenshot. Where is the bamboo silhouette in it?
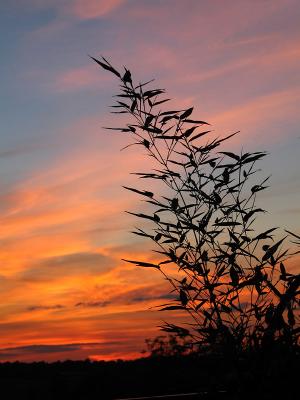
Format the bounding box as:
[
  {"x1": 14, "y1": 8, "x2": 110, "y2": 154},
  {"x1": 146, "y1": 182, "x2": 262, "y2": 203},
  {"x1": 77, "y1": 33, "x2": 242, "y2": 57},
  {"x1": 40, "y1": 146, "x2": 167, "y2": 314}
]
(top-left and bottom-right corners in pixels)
[{"x1": 92, "y1": 56, "x2": 300, "y2": 354}]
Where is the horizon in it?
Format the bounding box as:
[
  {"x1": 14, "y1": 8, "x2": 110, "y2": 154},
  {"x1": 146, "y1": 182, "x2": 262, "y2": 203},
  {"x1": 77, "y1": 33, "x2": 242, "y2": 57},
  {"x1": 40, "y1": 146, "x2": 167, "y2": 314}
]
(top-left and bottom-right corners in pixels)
[{"x1": 0, "y1": 0, "x2": 299, "y2": 363}]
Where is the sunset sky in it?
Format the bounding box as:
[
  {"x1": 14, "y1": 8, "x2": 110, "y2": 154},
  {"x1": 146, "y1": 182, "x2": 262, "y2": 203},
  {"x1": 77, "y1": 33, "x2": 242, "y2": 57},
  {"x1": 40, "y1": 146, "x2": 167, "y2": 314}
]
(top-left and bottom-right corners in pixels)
[{"x1": 0, "y1": 0, "x2": 299, "y2": 362}]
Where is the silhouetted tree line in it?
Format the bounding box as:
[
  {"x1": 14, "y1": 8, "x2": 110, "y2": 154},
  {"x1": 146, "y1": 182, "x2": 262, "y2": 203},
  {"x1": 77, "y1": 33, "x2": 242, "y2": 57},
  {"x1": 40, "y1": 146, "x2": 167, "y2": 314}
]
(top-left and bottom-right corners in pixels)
[{"x1": 0, "y1": 355, "x2": 298, "y2": 399}]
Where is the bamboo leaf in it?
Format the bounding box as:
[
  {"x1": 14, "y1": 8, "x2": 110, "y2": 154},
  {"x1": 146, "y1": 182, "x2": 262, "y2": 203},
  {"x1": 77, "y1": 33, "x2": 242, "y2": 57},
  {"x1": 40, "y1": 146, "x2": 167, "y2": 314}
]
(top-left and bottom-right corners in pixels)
[
  {"x1": 213, "y1": 221, "x2": 242, "y2": 227},
  {"x1": 253, "y1": 227, "x2": 278, "y2": 241},
  {"x1": 123, "y1": 68, "x2": 132, "y2": 84},
  {"x1": 159, "y1": 305, "x2": 186, "y2": 311},
  {"x1": 180, "y1": 289, "x2": 188, "y2": 306},
  {"x1": 230, "y1": 266, "x2": 239, "y2": 286},
  {"x1": 90, "y1": 55, "x2": 121, "y2": 77},
  {"x1": 180, "y1": 126, "x2": 198, "y2": 139},
  {"x1": 219, "y1": 151, "x2": 240, "y2": 161},
  {"x1": 152, "y1": 98, "x2": 171, "y2": 106},
  {"x1": 262, "y1": 237, "x2": 287, "y2": 262},
  {"x1": 123, "y1": 186, "x2": 154, "y2": 198},
  {"x1": 180, "y1": 107, "x2": 193, "y2": 119},
  {"x1": 189, "y1": 130, "x2": 211, "y2": 142},
  {"x1": 122, "y1": 259, "x2": 160, "y2": 269},
  {"x1": 184, "y1": 119, "x2": 210, "y2": 125},
  {"x1": 126, "y1": 211, "x2": 160, "y2": 222}
]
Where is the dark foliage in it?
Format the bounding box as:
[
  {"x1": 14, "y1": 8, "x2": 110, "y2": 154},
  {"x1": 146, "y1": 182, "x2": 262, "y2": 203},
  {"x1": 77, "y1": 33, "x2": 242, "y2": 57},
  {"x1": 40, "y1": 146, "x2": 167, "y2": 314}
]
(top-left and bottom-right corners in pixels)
[
  {"x1": 0, "y1": 354, "x2": 298, "y2": 399},
  {"x1": 92, "y1": 56, "x2": 299, "y2": 358}
]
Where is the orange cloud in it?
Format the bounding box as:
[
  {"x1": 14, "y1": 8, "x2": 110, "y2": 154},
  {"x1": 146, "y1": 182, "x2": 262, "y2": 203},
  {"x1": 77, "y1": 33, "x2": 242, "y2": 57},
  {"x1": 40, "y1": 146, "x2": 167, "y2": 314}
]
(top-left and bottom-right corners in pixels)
[
  {"x1": 0, "y1": 306, "x2": 190, "y2": 361},
  {"x1": 0, "y1": 131, "x2": 173, "y2": 359}
]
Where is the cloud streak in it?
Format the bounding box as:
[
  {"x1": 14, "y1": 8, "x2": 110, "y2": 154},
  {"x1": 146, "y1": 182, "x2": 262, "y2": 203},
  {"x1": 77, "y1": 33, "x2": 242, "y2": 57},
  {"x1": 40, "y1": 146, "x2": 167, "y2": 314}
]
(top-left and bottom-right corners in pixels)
[{"x1": 69, "y1": 0, "x2": 125, "y2": 20}]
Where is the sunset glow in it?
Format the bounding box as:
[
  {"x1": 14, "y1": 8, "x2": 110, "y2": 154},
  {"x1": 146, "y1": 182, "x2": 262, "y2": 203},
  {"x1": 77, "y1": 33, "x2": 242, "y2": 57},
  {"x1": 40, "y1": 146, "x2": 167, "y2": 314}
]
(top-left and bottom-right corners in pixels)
[{"x1": 0, "y1": 0, "x2": 299, "y2": 362}]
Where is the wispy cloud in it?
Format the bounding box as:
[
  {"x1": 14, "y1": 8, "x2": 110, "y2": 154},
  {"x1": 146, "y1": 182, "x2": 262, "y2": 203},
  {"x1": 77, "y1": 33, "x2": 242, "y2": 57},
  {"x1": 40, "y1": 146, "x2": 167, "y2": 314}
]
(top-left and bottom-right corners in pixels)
[
  {"x1": 75, "y1": 283, "x2": 176, "y2": 308},
  {"x1": 52, "y1": 65, "x2": 110, "y2": 92},
  {"x1": 0, "y1": 143, "x2": 45, "y2": 159},
  {"x1": 0, "y1": 342, "x2": 122, "y2": 361},
  {"x1": 68, "y1": 0, "x2": 125, "y2": 20},
  {"x1": 75, "y1": 300, "x2": 110, "y2": 308},
  {"x1": 0, "y1": 308, "x2": 190, "y2": 361},
  {"x1": 27, "y1": 304, "x2": 65, "y2": 311},
  {"x1": 211, "y1": 86, "x2": 300, "y2": 145},
  {"x1": 21, "y1": 251, "x2": 114, "y2": 282}
]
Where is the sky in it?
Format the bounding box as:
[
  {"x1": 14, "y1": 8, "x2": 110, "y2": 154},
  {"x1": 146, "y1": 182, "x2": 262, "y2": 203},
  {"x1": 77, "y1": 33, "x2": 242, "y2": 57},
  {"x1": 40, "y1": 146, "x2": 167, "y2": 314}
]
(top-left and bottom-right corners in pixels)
[{"x1": 0, "y1": 0, "x2": 299, "y2": 362}]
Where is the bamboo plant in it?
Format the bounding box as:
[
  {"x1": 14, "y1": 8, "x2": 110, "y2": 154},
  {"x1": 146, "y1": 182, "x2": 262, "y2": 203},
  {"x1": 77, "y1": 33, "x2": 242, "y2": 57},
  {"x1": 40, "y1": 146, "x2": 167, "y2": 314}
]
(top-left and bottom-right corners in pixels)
[{"x1": 92, "y1": 56, "x2": 300, "y2": 355}]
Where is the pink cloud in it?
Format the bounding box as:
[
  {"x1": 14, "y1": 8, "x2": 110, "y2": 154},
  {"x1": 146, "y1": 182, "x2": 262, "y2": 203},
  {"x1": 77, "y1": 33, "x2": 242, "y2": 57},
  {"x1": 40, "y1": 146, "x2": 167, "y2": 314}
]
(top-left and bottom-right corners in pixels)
[
  {"x1": 211, "y1": 86, "x2": 300, "y2": 144},
  {"x1": 52, "y1": 65, "x2": 109, "y2": 92},
  {"x1": 26, "y1": 0, "x2": 125, "y2": 20},
  {"x1": 69, "y1": 0, "x2": 125, "y2": 20}
]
